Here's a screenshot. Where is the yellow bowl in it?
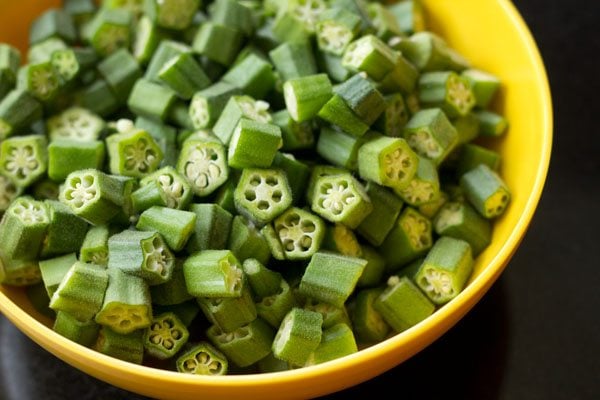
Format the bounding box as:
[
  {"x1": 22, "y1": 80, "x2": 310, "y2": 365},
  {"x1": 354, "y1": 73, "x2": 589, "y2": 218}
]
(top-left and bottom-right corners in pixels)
[{"x1": 0, "y1": 1, "x2": 552, "y2": 398}]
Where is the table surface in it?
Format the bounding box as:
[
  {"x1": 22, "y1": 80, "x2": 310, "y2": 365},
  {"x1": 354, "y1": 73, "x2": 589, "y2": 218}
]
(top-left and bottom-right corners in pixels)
[{"x1": 1, "y1": 1, "x2": 599, "y2": 399}]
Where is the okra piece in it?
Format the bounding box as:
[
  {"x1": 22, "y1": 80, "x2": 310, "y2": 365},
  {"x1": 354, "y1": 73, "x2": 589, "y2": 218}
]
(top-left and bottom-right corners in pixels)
[
  {"x1": 0, "y1": 45, "x2": 21, "y2": 98},
  {"x1": 379, "y1": 207, "x2": 433, "y2": 270},
  {"x1": 208, "y1": 318, "x2": 274, "y2": 368},
  {"x1": 394, "y1": 156, "x2": 440, "y2": 206},
  {"x1": 418, "y1": 190, "x2": 449, "y2": 219},
  {"x1": 474, "y1": 110, "x2": 509, "y2": 137},
  {"x1": 227, "y1": 216, "x2": 271, "y2": 265},
  {"x1": 311, "y1": 173, "x2": 372, "y2": 229},
  {"x1": 50, "y1": 48, "x2": 81, "y2": 85},
  {"x1": 84, "y1": 8, "x2": 133, "y2": 57},
  {"x1": 342, "y1": 35, "x2": 397, "y2": 81},
  {"x1": 18, "y1": 61, "x2": 61, "y2": 102},
  {"x1": 145, "y1": 0, "x2": 200, "y2": 30},
  {"x1": 303, "y1": 298, "x2": 351, "y2": 329},
  {"x1": 330, "y1": 0, "x2": 372, "y2": 31},
  {"x1": 356, "y1": 245, "x2": 386, "y2": 288},
  {"x1": 306, "y1": 169, "x2": 349, "y2": 202},
  {"x1": 127, "y1": 79, "x2": 177, "y2": 121},
  {"x1": 192, "y1": 22, "x2": 244, "y2": 66},
  {"x1": 189, "y1": 82, "x2": 241, "y2": 129},
  {"x1": 0, "y1": 197, "x2": 49, "y2": 260},
  {"x1": 0, "y1": 174, "x2": 20, "y2": 212},
  {"x1": 368, "y1": 2, "x2": 402, "y2": 40},
  {"x1": 357, "y1": 182, "x2": 404, "y2": 246},
  {"x1": 234, "y1": 168, "x2": 292, "y2": 226},
  {"x1": 0, "y1": 89, "x2": 42, "y2": 140},
  {"x1": 49, "y1": 261, "x2": 109, "y2": 321},
  {"x1": 27, "y1": 38, "x2": 67, "y2": 65},
  {"x1": 434, "y1": 201, "x2": 492, "y2": 256},
  {"x1": 243, "y1": 259, "x2": 282, "y2": 298},
  {"x1": 257, "y1": 353, "x2": 290, "y2": 373},
  {"x1": 145, "y1": 40, "x2": 192, "y2": 82},
  {"x1": 283, "y1": 73, "x2": 333, "y2": 123},
  {"x1": 95, "y1": 268, "x2": 152, "y2": 334},
  {"x1": 351, "y1": 288, "x2": 390, "y2": 343},
  {"x1": 375, "y1": 276, "x2": 434, "y2": 332},
  {"x1": 273, "y1": 207, "x2": 325, "y2": 261},
  {"x1": 153, "y1": 300, "x2": 200, "y2": 327},
  {"x1": 460, "y1": 164, "x2": 511, "y2": 218},
  {"x1": 0, "y1": 134, "x2": 48, "y2": 188},
  {"x1": 336, "y1": 73, "x2": 386, "y2": 125},
  {"x1": 222, "y1": 54, "x2": 276, "y2": 99},
  {"x1": 272, "y1": 308, "x2": 323, "y2": 367},
  {"x1": 149, "y1": 260, "x2": 192, "y2": 306},
  {"x1": 213, "y1": 95, "x2": 272, "y2": 145},
  {"x1": 132, "y1": 15, "x2": 162, "y2": 65},
  {"x1": 144, "y1": 312, "x2": 189, "y2": 359},
  {"x1": 462, "y1": 69, "x2": 501, "y2": 108},
  {"x1": 53, "y1": 311, "x2": 99, "y2": 347},
  {"x1": 358, "y1": 134, "x2": 419, "y2": 190},
  {"x1": 210, "y1": 0, "x2": 256, "y2": 36},
  {"x1": 272, "y1": 110, "x2": 314, "y2": 151},
  {"x1": 94, "y1": 327, "x2": 144, "y2": 364},
  {"x1": 214, "y1": 179, "x2": 238, "y2": 214},
  {"x1": 80, "y1": 79, "x2": 120, "y2": 117},
  {"x1": 0, "y1": 256, "x2": 42, "y2": 287},
  {"x1": 315, "y1": 50, "x2": 352, "y2": 83},
  {"x1": 158, "y1": 53, "x2": 211, "y2": 100},
  {"x1": 269, "y1": 41, "x2": 318, "y2": 81},
  {"x1": 106, "y1": 127, "x2": 163, "y2": 178},
  {"x1": 183, "y1": 250, "x2": 243, "y2": 298},
  {"x1": 39, "y1": 253, "x2": 77, "y2": 298},
  {"x1": 177, "y1": 138, "x2": 229, "y2": 197},
  {"x1": 41, "y1": 200, "x2": 88, "y2": 258},
  {"x1": 257, "y1": 279, "x2": 297, "y2": 328},
  {"x1": 322, "y1": 223, "x2": 362, "y2": 258},
  {"x1": 306, "y1": 323, "x2": 357, "y2": 365},
  {"x1": 456, "y1": 143, "x2": 501, "y2": 177},
  {"x1": 375, "y1": 93, "x2": 410, "y2": 137},
  {"x1": 136, "y1": 206, "x2": 197, "y2": 251},
  {"x1": 80, "y1": 225, "x2": 110, "y2": 266},
  {"x1": 403, "y1": 108, "x2": 459, "y2": 166},
  {"x1": 419, "y1": 71, "x2": 476, "y2": 118},
  {"x1": 378, "y1": 53, "x2": 419, "y2": 95},
  {"x1": 316, "y1": 7, "x2": 361, "y2": 56},
  {"x1": 48, "y1": 139, "x2": 105, "y2": 182},
  {"x1": 29, "y1": 9, "x2": 77, "y2": 45},
  {"x1": 64, "y1": 0, "x2": 96, "y2": 29},
  {"x1": 103, "y1": 0, "x2": 144, "y2": 17},
  {"x1": 271, "y1": 152, "x2": 311, "y2": 204},
  {"x1": 97, "y1": 48, "x2": 142, "y2": 104},
  {"x1": 186, "y1": 204, "x2": 233, "y2": 253},
  {"x1": 176, "y1": 342, "x2": 228, "y2": 375},
  {"x1": 271, "y1": 11, "x2": 310, "y2": 43},
  {"x1": 452, "y1": 113, "x2": 480, "y2": 145},
  {"x1": 388, "y1": 0, "x2": 425, "y2": 35},
  {"x1": 317, "y1": 95, "x2": 370, "y2": 138},
  {"x1": 228, "y1": 119, "x2": 282, "y2": 169},
  {"x1": 198, "y1": 283, "x2": 257, "y2": 333},
  {"x1": 404, "y1": 32, "x2": 469, "y2": 72},
  {"x1": 135, "y1": 117, "x2": 178, "y2": 168},
  {"x1": 261, "y1": 224, "x2": 286, "y2": 261},
  {"x1": 141, "y1": 166, "x2": 193, "y2": 210}
]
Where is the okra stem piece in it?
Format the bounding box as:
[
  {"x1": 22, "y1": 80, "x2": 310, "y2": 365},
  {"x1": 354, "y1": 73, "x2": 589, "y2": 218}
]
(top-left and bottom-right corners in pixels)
[
  {"x1": 183, "y1": 250, "x2": 244, "y2": 298},
  {"x1": 29, "y1": 9, "x2": 77, "y2": 45},
  {"x1": 403, "y1": 108, "x2": 459, "y2": 166},
  {"x1": 394, "y1": 156, "x2": 441, "y2": 206},
  {"x1": 39, "y1": 253, "x2": 77, "y2": 298},
  {"x1": 0, "y1": 89, "x2": 42, "y2": 140},
  {"x1": 460, "y1": 164, "x2": 511, "y2": 218},
  {"x1": 317, "y1": 94, "x2": 370, "y2": 138},
  {"x1": 107, "y1": 128, "x2": 163, "y2": 177},
  {"x1": 94, "y1": 327, "x2": 144, "y2": 364},
  {"x1": 228, "y1": 119, "x2": 282, "y2": 169},
  {"x1": 357, "y1": 182, "x2": 404, "y2": 247},
  {"x1": 213, "y1": 95, "x2": 272, "y2": 145},
  {"x1": 474, "y1": 110, "x2": 509, "y2": 137},
  {"x1": 127, "y1": 78, "x2": 177, "y2": 121},
  {"x1": 48, "y1": 139, "x2": 105, "y2": 182},
  {"x1": 158, "y1": 53, "x2": 211, "y2": 100},
  {"x1": 41, "y1": 200, "x2": 88, "y2": 258},
  {"x1": 351, "y1": 288, "x2": 390, "y2": 343},
  {"x1": 269, "y1": 41, "x2": 318, "y2": 81},
  {"x1": 316, "y1": 8, "x2": 361, "y2": 56},
  {"x1": 186, "y1": 204, "x2": 233, "y2": 253},
  {"x1": 208, "y1": 318, "x2": 274, "y2": 368},
  {"x1": 434, "y1": 201, "x2": 492, "y2": 256},
  {"x1": 144, "y1": 312, "x2": 190, "y2": 359},
  {"x1": 272, "y1": 308, "x2": 323, "y2": 367},
  {"x1": 145, "y1": 0, "x2": 200, "y2": 30},
  {"x1": 192, "y1": 22, "x2": 244, "y2": 66},
  {"x1": 283, "y1": 73, "x2": 333, "y2": 123},
  {"x1": 273, "y1": 207, "x2": 325, "y2": 261},
  {"x1": 80, "y1": 225, "x2": 110, "y2": 266},
  {"x1": 176, "y1": 342, "x2": 228, "y2": 375},
  {"x1": 227, "y1": 216, "x2": 271, "y2": 265},
  {"x1": 306, "y1": 323, "x2": 357, "y2": 366},
  {"x1": 53, "y1": 311, "x2": 99, "y2": 348},
  {"x1": 222, "y1": 54, "x2": 276, "y2": 99},
  {"x1": 0, "y1": 197, "x2": 49, "y2": 260},
  {"x1": 0, "y1": 135, "x2": 48, "y2": 189},
  {"x1": 198, "y1": 283, "x2": 257, "y2": 333},
  {"x1": 461, "y1": 69, "x2": 501, "y2": 108},
  {"x1": 342, "y1": 35, "x2": 397, "y2": 81},
  {"x1": 177, "y1": 138, "x2": 229, "y2": 197},
  {"x1": 136, "y1": 206, "x2": 197, "y2": 252},
  {"x1": 418, "y1": 71, "x2": 476, "y2": 118},
  {"x1": 97, "y1": 48, "x2": 142, "y2": 104},
  {"x1": 84, "y1": 8, "x2": 133, "y2": 57}
]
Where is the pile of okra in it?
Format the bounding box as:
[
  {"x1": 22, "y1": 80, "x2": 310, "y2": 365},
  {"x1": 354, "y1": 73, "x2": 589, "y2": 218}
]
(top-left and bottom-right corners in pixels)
[{"x1": 0, "y1": 0, "x2": 511, "y2": 374}]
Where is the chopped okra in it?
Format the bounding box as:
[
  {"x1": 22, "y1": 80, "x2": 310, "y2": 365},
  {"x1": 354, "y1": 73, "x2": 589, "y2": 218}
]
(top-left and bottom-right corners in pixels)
[{"x1": 0, "y1": 0, "x2": 512, "y2": 374}]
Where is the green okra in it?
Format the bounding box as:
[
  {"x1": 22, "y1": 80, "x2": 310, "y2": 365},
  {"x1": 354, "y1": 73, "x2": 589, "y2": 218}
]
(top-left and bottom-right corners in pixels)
[
  {"x1": 269, "y1": 41, "x2": 318, "y2": 81},
  {"x1": 177, "y1": 138, "x2": 229, "y2": 197},
  {"x1": 271, "y1": 10, "x2": 310, "y2": 43},
  {"x1": 330, "y1": 0, "x2": 372, "y2": 31},
  {"x1": 351, "y1": 288, "x2": 390, "y2": 343},
  {"x1": 335, "y1": 73, "x2": 386, "y2": 126},
  {"x1": 456, "y1": 143, "x2": 501, "y2": 177},
  {"x1": 474, "y1": 110, "x2": 509, "y2": 137},
  {"x1": 50, "y1": 48, "x2": 81, "y2": 85},
  {"x1": 192, "y1": 22, "x2": 244, "y2": 66},
  {"x1": 132, "y1": 15, "x2": 162, "y2": 65},
  {"x1": 403, "y1": 108, "x2": 459, "y2": 166},
  {"x1": 158, "y1": 53, "x2": 211, "y2": 100},
  {"x1": 29, "y1": 8, "x2": 77, "y2": 45},
  {"x1": 460, "y1": 164, "x2": 511, "y2": 218},
  {"x1": 18, "y1": 61, "x2": 61, "y2": 103},
  {"x1": 305, "y1": 165, "x2": 348, "y2": 205},
  {"x1": 394, "y1": 156, "x2": 441, "y2": 206},
  {"x1": 210, "y1": 0, "x2": 256, "y2": 37},
  {"x1": 47, "y1": 107, "x2": 104, "y2": 143},
  {"x1": 49, "y1": 261, "x2": 109, "y2": 321},
  {"x1": 186, "y1": 203, "x2": 233, "y2": 253},
  {"x1": 95, "y1": 268, "x2": 152, "y2": 334},
  {"x1": 140, "y1": 166, "x2": 194, "y2": 210},
  {"x1": 315, "y1": 50, "x2": 352, "y2": 83},
  {"x1": 108, "y1": 229, "x2": 175, "y2": 286},
  {"x1": 368, "y1": 2, "x2": 402, "y2": 40},
  {"x1": 183, "y1": 250, "x2": 244, "y2": 298},
  {"x1": 418, "y1": 190, "x2": 449, "y2": 219},
  {"x1": 272, "y1": 110, "x2": 315, "y2": 151},
  {"x1": 0, "y1": 134, "x2": 47, "y2": 189},
  {"x1": 145, "y1": 40, "x2": 192, "y2": 83},
  {"x1": 388, "y1": 0, "x2": 426, "y2": 35},
  {"x1": 452, "y1": 113, "x2": 480, "y2": 145},
  {"x1": 322, "y1": 223, "x2": 362, "y2": 258},
  {"x1": 97, "y1": 48, "x2": 142, "y2": 104},
  {"x1": 227, "y1": 119, "x2": 282, "y2": 169},
  {"x1": 64, "y1": 0, "x2": 97, "y2": 28},
  {"x1": 144, "y1": 312, "x2": 190, "y2": 359},
  {"x1": 317, "y1": 94, "x2": 370, "y2": 138},
  {"x1": 419, "y1": 71, "x2": 476, "y2": 118},
  {"x1": 189, "y1": 82, "x2": 242, "y2": 129},
  {"x1": 39, "y1": 253, "x2": 77, "y2": 298},
  {"x1": 198, "y1": 283, "x2": 257, "y2": 333},
  {"x1": 169, "y1": 100, "x2": 206, "y2": 131},
  {"x1": 257, "y1": 279, "x2": 297, "y2": 328},
  {"x1": 316, "y1": 7, "x2": 362, "y2": 56},
  {"x1": 356, "y1": 245, "x2": 386, "y2": 288},
  {"x1": 41, "y1": 200, "x2": 88, "y2": 258},
  {"x1": 375, "y1": 93, "x2": 410, "y2": 137},
  {"x1": 342, "y1": 35, "x2": 397, "y2": 81},
  {"x1": 176, "y1": 342, "x2": 228, "y2": 376},
  {"x1": 434, "y1": 201, "x2": 492, "y2": 256},
  {"x1": 357, "y1": 182, "x2": 404, "y2": 247},
  {"x1": 84, "y1": 8, "x2": 133, "y2": 57},
  {"x1": 80, "y1": 78, "x2": 120, "y2": 117},
  {"x1": 378, "y1": 53, "x2": 419, "y2": 95},
  {"x1": 135, "y1": 117, "x2": 178, "y2": 168},
  {"x1": 145, "y1": 0, "x2": 200, "y2": 30},
  {"x1": 27, "y1": 38, "x2": 67, "y2": 65},
  {"x1": 80, "y1": 225, "x2": 110, "y2": 266},
  {"x1": 208, "y1": 318, "x2": 274, "y2": 368},
  {"x1": 272, "y1": 308, "x2": 323, "y2": 367},
  {"x1": 0, "y1": 44, "x2": 21, "y2": 98},
  {"x1": 404, "y1": 32, "x2": 469, "y2": 72},
  {"x1": 271, "y1": 152, "x2": 311, "y2": 204},
  {"x1": 136, "y1": 206, "x2": 197, "y2": 252},
  {"x1": 273, "y1": 207, "x2": 325, "y2": 261},
  {"x1": 213, "y1": 95, "x2": 272, "y2": 145},
  {"x1": 0, "y1": 197, "x2": 49, "y2": 261},
  {"x1": 257, "y1": 353, "x2": 290, "y2": 373},
  {"x1": 222, "y1": 54, "x2": 276, "y2": 99},
  {"x1": 0, "y1": 256, "x2": 42, "y2": 287},
  {"x1": 48, "y1": 139, "x2": 105, "y2": 182},
  {"x1": 261, "y1": 224, "x2": 286, "y2": 261},
  {"x1": 227, "y1": 216, "x2": 271, "y2": 265},
  {"x1": 306, "y1": 323, "x2": 357, "y2": 365},
  {"x1": 94, "y1": 327, "x2": 144, "y2": 364},
  {"x1": 462, "y1": 69, "x2": 501, "y2": 108},
  {"x1": 153, "y1": 300, "x2": 200, "y2": 328},
  {"x1": 53, "y1": 311, "x2": 99, "y2": 347},
  {"x1": 303, "y1": 298, "x2": 351, "y2": 330},
  {"x1": 0, "y1": 173, "x2": 21, "y2": 212},
  {"x1": 127, "y1": 78, "x2": 177, "y2": 121},
  {"x1": 150, "y1": 260, "x2": 194, "y2": 306},
  {"x1": 283, "y1": 73, "x2": 333, "y2": 123},
  {"x1": 0, "y1": 89, "x2": 42, "y2": 140},
  {"x1": 106, "y1": 127, "x2": 163, "y2": 178}
]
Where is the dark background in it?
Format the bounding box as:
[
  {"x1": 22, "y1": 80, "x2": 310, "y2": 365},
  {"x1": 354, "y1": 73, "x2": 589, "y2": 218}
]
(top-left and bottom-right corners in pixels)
[{"x1": 1, "y1": 0, "x2": 599, "y2": 399}]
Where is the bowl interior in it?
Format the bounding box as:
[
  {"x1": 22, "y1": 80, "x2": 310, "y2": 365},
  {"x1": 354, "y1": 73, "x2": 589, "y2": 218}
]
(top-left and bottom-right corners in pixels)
[{"x1": 0, "y1": 1, "x2": 552, "y2": 399}]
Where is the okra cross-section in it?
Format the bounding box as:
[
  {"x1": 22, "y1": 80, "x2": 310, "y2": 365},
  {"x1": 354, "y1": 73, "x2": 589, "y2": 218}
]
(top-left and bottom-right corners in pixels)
[
  {"x1": 136, "y1": 206, "x2": 197, "y2": 252},
  {"x1": 106, "y1": 128, "x2": 163, "y2": 177},
  {"x1": 234, "y1": 168, "x2": 293, "y2": 226},
  {"x1": 342, "y1": 35, "x2": 397, "y2": 81},
  {"x1": 394, "y1": 157, "x2": 441, "y2": 207},
  {"x1": 460, "y1": 164, "x2": 511, "y2": 219},
  {"x1": 108, "y1": 229, "x2": 175, "y2": 286},
  {"x1": 48, "y1": 105, "x2": 103, "y2": 141},
  {"x1": 197, "y1": 283, "x2": 257, "y2": 334},
  {"x1": 18, "y1": 61, "x2": 60, "y2": 102},
  {"x1": 0, "y1": 174, "x2": 21, "y2": 212},
  {"x1": 273, "y1": 207, "x2": 325, "y2": 260},
  {"x1": 183, "y1": 250, "x2": 244, "y2": 298},
  {"x1": 140, "y1": 166, "x2": 193, "y2": 210},
  {"x1": 213, "y1": 95, "x2": 272, "y2": 145},
  {"x1": 176, "y1": 342, "x2": 228, "y2": 376},
  {"x1": 419, "y1": 71, "x2": 476, "y2": 118},
  {"x1": 402, "y1": 108, "x2": 459, "y2": 166},
  {"x1": 84, "y1": 8, "x2": 133, "y2": 57},
  {"x1": 177, "y1": 138, "x2": 229, "y2": 197},
  {"x1": 0, "y1": 134, "x2": 48, "y2": 188},
  {"x1": 311, "y1": 173, "x2": 373, "y2": 229},
  {"x1": 272, "y1": 308, "x2": 323, "y2": 367},
  {"x1": 144, "y1": 312, "x2": 190, "y2": 360},
  {"x1": 316, "y1": 8, "x2": 361, "y2": 56},
  {"x1": 434, "y1": 201, "x2": 492, "y2": 255},
  {"x1": 0, "y1": 196, "x2": 49, "y2": 260}
]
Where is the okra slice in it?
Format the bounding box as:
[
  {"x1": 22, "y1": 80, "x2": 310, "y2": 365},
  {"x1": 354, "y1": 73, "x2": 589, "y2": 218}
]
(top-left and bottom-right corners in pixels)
[
  {"x1": 27, "y1": 37, "x2": 67, "y2": 65},
  {"x1": 257, "y1": 279, "x2": 297, "y2": 328},
  {"x1": 177, "y1": 138, "x2": 229, "y2": 197},
  {"x1": 106, "y1": 128, "x2": 162, "y2": 178},
  {"x1": 49, "y1": 261, "x2": 109, "y2": 321},
  {"x1": 213, "y1": 95, "x2": 272, "y2": 145},
  {"x1": 322, "y1": 223, "x2": 362, "y2": 258},
  {"x1": 374, "y1": 93, "x2": 410, "y2": 137},
  {"x1": 317, "y1": 94, "x2": 370, "y2": 138},
  {"x1": 41, "y1": 200, "x2": 88, "y2": 258},
  {"x1": 356, "y1": 245, "x2": 386, "y2": 288},
  {"x1": 50, "y1": 48, "x2": 81, "y2": 84},
  {"x1": 0, "y1": 89, "x2": 42, "y2": 140},
  {"x1": 283, "y1": 73, "x2": 333, "y2": 123},
  {"x1": 228, "y1": 216, "x2": 271, "y2": 265},
  {"x1": 0, "y1": 174, "x2": 20, "y2": 212},
  {"x1": 419, "y1": 71, "x2": 476, "y2": 118},
  {"x1": 272, "y1": 308, "x2": 322, "y2": 366},
  {"x1": 153, "y1": 300, "x2": 200, "y2": 328},
  {"x1": 97, "y1": 48, "x2": 142, "y2": 104},
  {"x1": 183, "y1": 250, "x2": 243, "y2": 298},
  {"x1": 234, "y1": 168, "x2": 292, "y2": 226},
  {"x1": 208, "y1": 318, "x2": 274, "y2": 368},
  {"x1": 273, "y1": 207, "x2": 325, "y2": 261},
  {"x1": 80, "y1": 225, "x2": 110, "y2": 266},
  {"x1": 394, "y1": 157, "x2": 440, "y2": 207},
  {"x1": 405, "y1": 32, "x2": 469, "y2": 72},
  {"x1": 79, "y1": 78, "x2": 120, "y2": 118},
  {"x1": 306, "y1": 323, "x2": 357, "y2": 366},
  {"x1": 342, "y1": 35, "x2": 397, "y2": 81},
  {"x1": 418, "y1": 190, "x2": 449, "y2": 219},
  {"x1": 452, "y1": 113, "x2": 480, "y2": 145},
  {"x1": 351, "y1": 288, "x2": 390, "y2": 343},
  {"x1": 48, "y1": 139, "x2": 105, "y2": 182},
  {"x1": 315, "y1": 50, "x2": 352, "y2": 83},
  {"x1": 158, "y1": 53, "x2": 210, "y2": 101},
  {"x1": 299, "y1": 251, "x2": 367, "y2": 308},
  {"x1": 198, "y1": 283, "x2": 257, "y2": 333},
  {"x1": 316, "y1": 8, "x2": 361, "y2": 56},
  {"x1": 368, "y1": 2, "x2": 402, "y2": 40},
  {"x1": 403, "y1": 108, "x2": 459, "y2": 166},
  {"x1": 242, "y1": 257, "x2": 282, "y2": 297},
  {"x1": 461, "y1": 69, "x2": 501, "y2": 108},
  {"x1": 434, "y1": 201, "x2": 492, "y2": 256},
  {"x1": 177, "y1": 342, "x2": 228, "y2": 376},
  {"x1": 186, "y1": 204, "x2": 233, "y2": 253},
  {"x1": 0, "y1": 257, "x2": 42, "y2": 287},
  {"x1": 144, "y1": 312, "x2": 189, "y2": 359},
  {"x1": 356, "y1": 182, "x2": 404, "y2": 247},
  {"x1": 378, "y1": 53, "x2": 419, "y2": 95},
  {"x1": 261, "y1": 224, "x2": 287, "y2": 261},
  {"x1": 272, "y1": 11, "x2": 310, "y2": 43},
  {"x1": 456, "y1": 143, "x2": 501, "y2": 178},
  {"x1": 144, "y1": 40, "x2": 192, "y2": 82},
  {"x1": 303, "y1": 298, "x2": 351, "y2": 329},
  {"x1": 189, "y1": 82, "x2": 241, "y2": 129},
  {"x1": 95, "y1": 268, "x2": 152, "y2": 334},
  {"x1": 53, "y1": 311, "x2": 99, "y2": 348},
  {"x1": 136, "y1": 206, "x2": 197, "y2": 252},
  {"x1": 228, "y1": 119, "x2": 283, "y2": 169},
  {"x1": 145, "y1": 0, "x2": 200, "y2": 30},
  {"x1": 150, "y1": 260, "x2": 193, "y2": 306},
  {"x1": 192, "y1": 22, "x2": 244, "y2": 66},
  {"x1": 222, "y1": 54, "x2": 276, "y2": 99},
  {"x1": 379, "y1": 207, "x2": 433, "y2": 271},
  {"x1": 94, "y1": 327, "x2": 144, "y2": 364},
  {"x1": 311, "y1": 173, "x2": 373, "y2": 229},
  {"x1": 474, "y1": 110, "x2": 509, "y2": 137},
  {"x1": 269, "y1": 41, "x2": 318, "y2": 81},
  {"x1": 128, "y1": 78, "x2": 177, "y2": 121},
  {"x1": 0, "y1": 197, "x2": 49, "y2": 260},
  {"x1": 388, "y1": 0, "x2": 425, "y2": 35},
  {"x1": 272, "y1": 152, "x2": 311, "y2": 205},
  {"x1": 335, "y1": 73, "x2": 386, "y2": 125},
  {"x1": 17, "y1": 61, "x2": 61, "y2": 102},
  {"x1": 272, "y1": 110, "x2": 314, "y2": 151},
  {"x1": 280, "y1": 0, "x2": 327, "y2": 33},
  {"x1": 210, "y1": 0, "x2": 255, "y2": 36},
  {"x1": 108, "y1": 230, "x2": 175, "y2": 286},
  {"x1": 140, "y1": 166, "x2": 192, "y2": 210},
  {"x1": 0, "y1": 135, "x2": 47, "y2": 189},
  {"x1": 84, "y1": 8, "x2": 132, "y2": 57},
  {"x1": 460, "y1": 164, "x2": 511, "y2": 219},
  {"x1": 132, "y1": 15, "x2": 162, "y2": 65},
  {"x1": 29, "y1": 8, "x2": 76, "y2": 45}
]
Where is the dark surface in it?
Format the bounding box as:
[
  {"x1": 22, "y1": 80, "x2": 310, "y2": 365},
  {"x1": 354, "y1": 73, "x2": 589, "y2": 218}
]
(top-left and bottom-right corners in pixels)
[{"x1": 1, "y1": 1, "x2": 599, "y2": 399}]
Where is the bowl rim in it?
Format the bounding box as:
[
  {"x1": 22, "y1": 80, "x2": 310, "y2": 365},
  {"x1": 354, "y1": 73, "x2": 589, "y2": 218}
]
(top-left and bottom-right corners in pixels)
[{"x1": 0, "y1": 0, "x2": 553, "y2": 392}]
